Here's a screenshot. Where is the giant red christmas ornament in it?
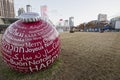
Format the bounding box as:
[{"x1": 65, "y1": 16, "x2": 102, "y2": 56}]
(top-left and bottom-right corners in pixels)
[{"x1": 1, "y1": 12, "x2": 60, "y2": 73}]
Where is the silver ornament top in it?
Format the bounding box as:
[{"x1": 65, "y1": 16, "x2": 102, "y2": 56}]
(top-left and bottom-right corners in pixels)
[{"x1": 19, "y1": 12, "x2": 41, "y2": 22}]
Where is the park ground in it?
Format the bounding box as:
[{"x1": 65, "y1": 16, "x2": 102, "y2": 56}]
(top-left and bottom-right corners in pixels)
[{"x1": 0, "y1": 32, "x2": 120, "y2": 80}]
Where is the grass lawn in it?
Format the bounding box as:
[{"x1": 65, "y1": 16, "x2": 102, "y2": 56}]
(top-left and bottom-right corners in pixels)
[{"x1": 0, "y1": 32, "x2": 120, "y2": 80}]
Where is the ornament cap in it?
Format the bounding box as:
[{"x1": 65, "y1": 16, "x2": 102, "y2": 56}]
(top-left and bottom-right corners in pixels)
[{"x1": 19, "y1": 12, "x2": 40, "y2": 22}]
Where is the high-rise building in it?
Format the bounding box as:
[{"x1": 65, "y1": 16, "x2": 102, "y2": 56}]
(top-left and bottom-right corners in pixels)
[
  {"x1": 98, "y1": 14, "x2": 107, "y2": 21},
  {"x1": 69, "y1": 17, "x2": 74, "y2": 27},
  {"x1": 69, "y1": 17, "x2": 74, "y2": 32},
  {"x1": 58, "y1": 19, "x2": 63, "y2": 26},
  {"x1": 26, "y1": 5, "x2": 32, "y2": 12},
  {"x1": 64, "y1": 20, "x2": 69, "y2": 27},
  {"x1": 18, "y1": 8, "x2": 25, "y2": 16},
  {"x1": 40, "y1": 5, "x2": 48, "y2": 20},
  {"x1": 0, "y1": 0, "x2": 15, "y2": 18},
  {"x1": 64, "y1": 20, "x2": 70, "y2": 31}
]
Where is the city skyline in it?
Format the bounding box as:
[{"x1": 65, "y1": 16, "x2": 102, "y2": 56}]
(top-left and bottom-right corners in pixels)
[{"x1": 14, "y1": 0, "x2": 120, "y2": 26}]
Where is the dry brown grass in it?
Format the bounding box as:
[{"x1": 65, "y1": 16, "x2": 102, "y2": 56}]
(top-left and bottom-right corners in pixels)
[{"x1": 0, "y1": 32, "x2": 120, "y2": 80}]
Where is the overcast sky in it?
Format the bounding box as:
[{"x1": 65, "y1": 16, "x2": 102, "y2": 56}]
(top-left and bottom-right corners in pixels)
[{"x1": 14, "y1": 0, "x2": 120, "y2": 25}]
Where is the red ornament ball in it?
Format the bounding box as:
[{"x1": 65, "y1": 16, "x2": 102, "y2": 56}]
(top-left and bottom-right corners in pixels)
[{"x1": 1, "y1": 12, "x2": 60, "y2": 73}]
